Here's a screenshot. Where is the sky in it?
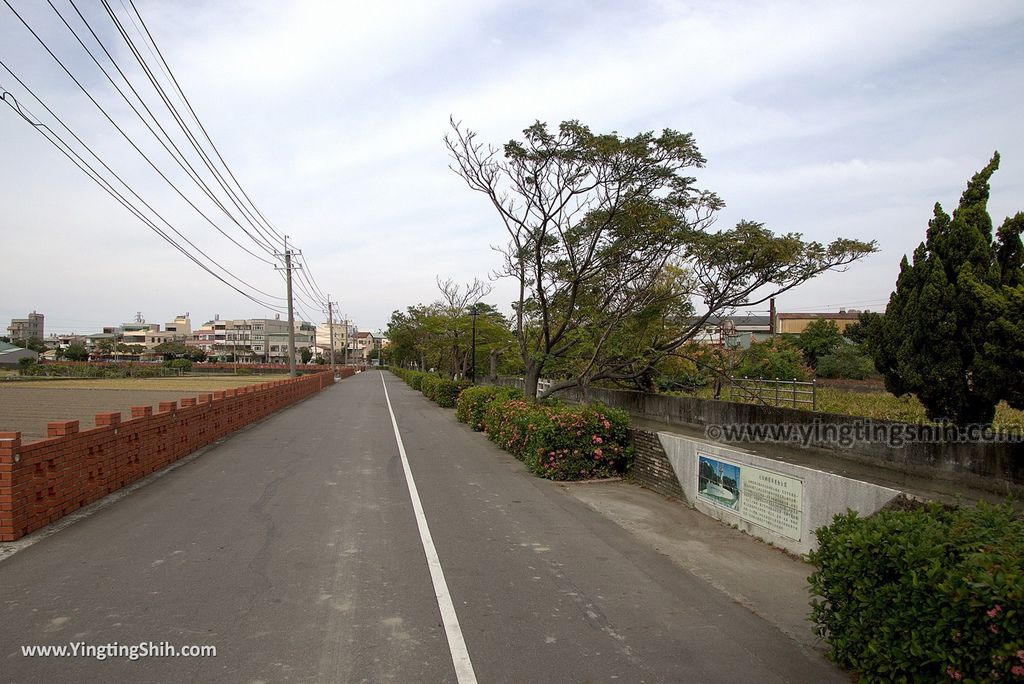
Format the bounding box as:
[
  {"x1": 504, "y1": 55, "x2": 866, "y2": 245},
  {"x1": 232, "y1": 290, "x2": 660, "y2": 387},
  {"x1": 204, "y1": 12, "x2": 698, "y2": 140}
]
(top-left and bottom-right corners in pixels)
[{"x1": 1, "y1": 0, "x2": 1022, "y2": 336}]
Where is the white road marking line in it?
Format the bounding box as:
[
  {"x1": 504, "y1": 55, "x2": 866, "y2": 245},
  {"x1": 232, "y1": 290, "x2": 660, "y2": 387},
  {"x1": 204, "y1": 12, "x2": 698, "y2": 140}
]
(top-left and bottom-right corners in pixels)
[{"x1": 380, "y1": 372, "x2": 478, "y2": 684}]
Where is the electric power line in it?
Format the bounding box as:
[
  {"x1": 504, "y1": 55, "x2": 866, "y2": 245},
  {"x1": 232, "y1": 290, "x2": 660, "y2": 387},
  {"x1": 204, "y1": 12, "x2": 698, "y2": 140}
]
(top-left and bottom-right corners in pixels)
[
  {"x1": 2, "y1": 0, "x2": 336, "y2": 320},
  {"x1": 0, "y1": 80, "x2": 287, "y2": 313}
]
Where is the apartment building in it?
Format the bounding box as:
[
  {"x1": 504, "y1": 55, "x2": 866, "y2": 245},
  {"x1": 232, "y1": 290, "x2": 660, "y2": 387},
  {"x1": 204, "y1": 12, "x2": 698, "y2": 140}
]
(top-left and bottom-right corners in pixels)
[
  {"x1": 194, "y1": 316, "x2": 314, "y2": 362},
  {"x1": 7, "y1": 311, "x2": 44, "y2": 342}
]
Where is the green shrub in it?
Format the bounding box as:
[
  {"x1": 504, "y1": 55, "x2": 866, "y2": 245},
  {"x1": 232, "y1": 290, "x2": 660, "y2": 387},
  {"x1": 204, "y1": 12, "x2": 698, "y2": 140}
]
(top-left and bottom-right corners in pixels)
[
  {"x1": 808, "y1": 501, "x2": 1024, "y2": 682},
  {"x1": 735, "y1": 337, "x2": 811, "y2": 381},
  {"x1": 408, "y1": 371, "x2": 426, "y2": 391},
  {"x1": 420, "y1": 374, "x2": 440, "y2": 400},
  {"x1": 482, "y1": 399, "x2": 632, "y2": 480},
  {"x1": 816, "y1": 343, "x2": 876, "y2": 380},
  {"x1": 426, "y1": 378, "x2": 472, "y2": 408},
  {"x1": 795, "y1": 319, "x2": 844, "y2": 368},
  {"x1": 456, "y1": 385, "x2": 523, "y2": 429},
  {"x1": 389, "y1": 368, "x2": 469, "y2": 407},
  {"x1": 163, "y1": 358, "x2": 194, "y2": 372}
]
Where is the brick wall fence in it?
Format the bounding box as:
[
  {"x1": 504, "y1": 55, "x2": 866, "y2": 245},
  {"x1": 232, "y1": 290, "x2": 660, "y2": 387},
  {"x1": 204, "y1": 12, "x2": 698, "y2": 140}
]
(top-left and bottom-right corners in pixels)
[
  {"x1": 20, "y1": 361, "x2": 363, "y2": 375},
  {"x1": 630, "y1": 428, "x2": 686, "y2": 502},
  {"x1": 0, "y1": 369, "x2": 349, "y2": 541}
]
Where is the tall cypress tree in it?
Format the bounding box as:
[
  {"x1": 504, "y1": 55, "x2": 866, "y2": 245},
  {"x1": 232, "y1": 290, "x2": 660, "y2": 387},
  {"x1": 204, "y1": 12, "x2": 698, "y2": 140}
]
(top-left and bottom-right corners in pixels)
[{"x1": 871, "y1": 153, "x2": 1023, "y2": 425}]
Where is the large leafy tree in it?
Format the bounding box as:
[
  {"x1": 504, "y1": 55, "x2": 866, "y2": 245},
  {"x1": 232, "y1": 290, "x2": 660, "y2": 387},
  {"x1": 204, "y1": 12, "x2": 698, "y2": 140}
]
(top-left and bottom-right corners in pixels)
[
  {"x1": 447, "y1": 118, "x2": 876, "y2": 399},
  {"x1": 386, "y1": 284, "x2": 514, "y2": 378},
  {"x1": 869, "y1": 153, "x2": 1023, "y2": 425}
]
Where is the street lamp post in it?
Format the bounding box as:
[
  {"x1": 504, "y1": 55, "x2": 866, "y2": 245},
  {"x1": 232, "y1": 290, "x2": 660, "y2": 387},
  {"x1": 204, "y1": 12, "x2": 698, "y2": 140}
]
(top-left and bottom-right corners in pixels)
[{"x1": 469, "y1": 303, "x2": 480, "y2": 383}]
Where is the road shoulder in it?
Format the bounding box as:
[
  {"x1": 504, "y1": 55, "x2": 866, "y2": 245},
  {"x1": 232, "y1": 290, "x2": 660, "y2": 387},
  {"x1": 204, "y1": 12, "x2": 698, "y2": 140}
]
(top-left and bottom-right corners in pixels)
[{"x1": 560, "y1": 478, "x2": 829, "y2": 659}]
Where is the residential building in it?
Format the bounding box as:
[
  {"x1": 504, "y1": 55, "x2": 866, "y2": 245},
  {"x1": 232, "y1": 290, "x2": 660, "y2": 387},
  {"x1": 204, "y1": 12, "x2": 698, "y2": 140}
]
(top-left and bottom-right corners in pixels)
[
  {"x1": 42, "y1": 333, "x2": 87, "y2": 355},
  {"x1": 692, "y1": 314, "x2": 773, "y2": 348},
  {"x1": 164, "y1": 315, "x2": 192, "y2": 339},
  {"x1": 315, "y1": 322, "x2": 349, "y2": 352},
  {"x1": 193, "y1": 316, "x2": 314, "y2": 363},
  {"x1": 7, "y1": 311, "x2": 44, "y2": 342},
  {"x1": 119, "y1": 323, "x2": 159, "y2": 347},
  {"x1": 353, "y1": 332, "x2": 376, "y2": 361}
]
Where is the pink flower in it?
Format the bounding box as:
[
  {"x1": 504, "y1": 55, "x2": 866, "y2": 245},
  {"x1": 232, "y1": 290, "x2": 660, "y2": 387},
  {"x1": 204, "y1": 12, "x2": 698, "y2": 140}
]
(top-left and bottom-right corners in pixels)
[
  {"x1": 602, "y1": 420, "x2": 611, "y2": 429},
  {"x1": 946, "y1": 666, "x2": 962, "y2": 681},
  {"x1": 990, "y1": 624, "x2": 1000, "y2": 634},
  {"x1": 592, "y1": 435, "x2": 603, "y2": 444},
  {"x1": 594, "y1": 448, "x2": 603, "y2": 459},
  {"x1": 987, "y1": 605, "x2": 1003, "y2": 618},
  {"x1": 1013, "y1": 665, "x2": 1024, "y2": 677}
]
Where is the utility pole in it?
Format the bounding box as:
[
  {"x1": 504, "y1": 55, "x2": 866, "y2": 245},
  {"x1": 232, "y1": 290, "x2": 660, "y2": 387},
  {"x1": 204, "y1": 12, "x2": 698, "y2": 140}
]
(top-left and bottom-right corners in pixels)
[
  {"x1": 326, "y1": 297, "x2": 338, "y2": 378},
  {"x1": 469, "y1": 303, "x2": 479, "y2": 383},
  {"x1": 276, "y1": 235, "x2": 300, "y2": 377},
  {"x1": 343, "y1": 316, "x2": 349, "y2": 367}
]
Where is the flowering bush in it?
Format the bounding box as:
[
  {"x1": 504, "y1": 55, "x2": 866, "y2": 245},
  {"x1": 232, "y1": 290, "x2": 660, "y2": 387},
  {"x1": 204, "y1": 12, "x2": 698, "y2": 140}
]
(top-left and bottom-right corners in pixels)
[
  {"x1": 808, "y1": 501, "x2": 1024, "y2": 681},
  {"x1": 456, "y1": 385, "x2": 523, "y2": 429},
  {"x1": 482, "y1": 399, "x2": 632, "y2": 480}
]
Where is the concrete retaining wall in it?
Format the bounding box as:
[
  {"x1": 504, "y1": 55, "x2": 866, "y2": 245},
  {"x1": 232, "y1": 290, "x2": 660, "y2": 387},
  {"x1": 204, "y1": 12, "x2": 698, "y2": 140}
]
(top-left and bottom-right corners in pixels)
[
  {"x1": 0, "y1": 370, "x2": 346, "y2": 541},
  {"x1": 491, "y1": 378, "x2": 1023, "y2": 493},
  {"x1": 657, "y1": 431, "x2": 900, "y2": 555}
]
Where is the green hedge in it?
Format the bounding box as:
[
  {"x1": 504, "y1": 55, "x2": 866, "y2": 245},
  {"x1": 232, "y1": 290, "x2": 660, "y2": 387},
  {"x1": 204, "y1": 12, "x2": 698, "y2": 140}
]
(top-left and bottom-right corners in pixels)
[
  {"x1": 422, "y1": 376, "x2": 472, "y2": 408},
  {"x1": 482, "y1": 398, "x2": 632, "y2": 480},
  {"x1": 456, "y1": 385, "x2": 523, "y2": 429},
  {"x1": 808, "y1": 501, "x2": 1024, "y2": 682},
  {"x1": 394, "y1": 371, "x2": 632, "y2": 481},
  {"x1": 389, "y1": 368, "x2": 470, "y2": 408}
]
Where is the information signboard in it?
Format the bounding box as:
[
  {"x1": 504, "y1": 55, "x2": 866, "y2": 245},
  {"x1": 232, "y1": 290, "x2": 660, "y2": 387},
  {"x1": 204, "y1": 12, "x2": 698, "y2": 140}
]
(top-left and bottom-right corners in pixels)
[{"x1": 696, "y1": 453, "x2": 803, "y2": 541}]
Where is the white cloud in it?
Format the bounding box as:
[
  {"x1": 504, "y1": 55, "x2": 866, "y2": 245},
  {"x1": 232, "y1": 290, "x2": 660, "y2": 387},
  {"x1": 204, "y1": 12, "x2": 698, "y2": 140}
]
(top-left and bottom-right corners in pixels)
[{"x1": 1, "y1": 0, "x2": 1022, "y2": 332}]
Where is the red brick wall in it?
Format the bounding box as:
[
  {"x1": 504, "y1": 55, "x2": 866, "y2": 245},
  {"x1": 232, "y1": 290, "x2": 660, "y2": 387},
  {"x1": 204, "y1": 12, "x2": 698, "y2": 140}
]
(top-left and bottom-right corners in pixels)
[{"x1": 0, "y1": 370, "x2": 348, "y2": 541}]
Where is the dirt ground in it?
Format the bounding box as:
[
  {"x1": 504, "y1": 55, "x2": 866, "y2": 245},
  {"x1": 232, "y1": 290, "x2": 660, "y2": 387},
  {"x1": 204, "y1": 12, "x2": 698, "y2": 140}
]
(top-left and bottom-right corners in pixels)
[{"x1": 0, "y1": 376, "x2": 274, "y2": 443}]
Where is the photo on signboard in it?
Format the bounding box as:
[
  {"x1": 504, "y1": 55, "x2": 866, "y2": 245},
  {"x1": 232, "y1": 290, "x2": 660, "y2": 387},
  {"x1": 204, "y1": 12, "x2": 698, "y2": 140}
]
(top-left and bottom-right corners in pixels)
[{"x1": 697, "y1": 454, "x2": 741, "y2": 511}]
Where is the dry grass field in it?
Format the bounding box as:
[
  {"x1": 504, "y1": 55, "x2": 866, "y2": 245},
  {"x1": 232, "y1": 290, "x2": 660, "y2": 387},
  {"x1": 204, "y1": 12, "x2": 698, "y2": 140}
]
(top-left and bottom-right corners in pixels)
[{"x1": 0, "y1": 375, "x2": 277, "y2": 442}]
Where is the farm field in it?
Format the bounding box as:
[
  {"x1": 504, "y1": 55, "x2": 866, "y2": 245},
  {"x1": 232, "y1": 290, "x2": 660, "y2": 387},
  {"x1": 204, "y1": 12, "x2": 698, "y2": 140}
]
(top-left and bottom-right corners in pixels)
[{"x1": 0, "y1": 375, "x2": 276, "y2": 442}]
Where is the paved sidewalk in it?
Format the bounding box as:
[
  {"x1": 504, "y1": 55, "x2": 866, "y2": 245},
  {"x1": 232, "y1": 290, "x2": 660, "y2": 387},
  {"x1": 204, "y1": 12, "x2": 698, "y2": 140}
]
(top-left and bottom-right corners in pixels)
[{"x1": 563, "y1": 479, "x2": 826, "y2": 656}]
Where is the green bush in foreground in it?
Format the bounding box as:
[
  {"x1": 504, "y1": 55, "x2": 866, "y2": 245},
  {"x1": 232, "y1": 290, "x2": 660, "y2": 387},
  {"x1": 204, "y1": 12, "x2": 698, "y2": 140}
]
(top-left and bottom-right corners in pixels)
[
  {"x1": 807, "y1": 501, "x2": 1024, "y2": 682},
  {"x1": 456, "y1": 385, "x2": 523, "y2": 429},
  {"x1": 483, "y1": 399, "x2": 632, "y2": 480}
]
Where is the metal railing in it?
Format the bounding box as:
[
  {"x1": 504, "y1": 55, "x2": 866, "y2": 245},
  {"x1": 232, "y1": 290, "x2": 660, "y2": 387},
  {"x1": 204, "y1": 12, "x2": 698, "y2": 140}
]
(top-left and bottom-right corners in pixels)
[{"x1": 727, "y1": 376, "x2": 817, "y2": 411}]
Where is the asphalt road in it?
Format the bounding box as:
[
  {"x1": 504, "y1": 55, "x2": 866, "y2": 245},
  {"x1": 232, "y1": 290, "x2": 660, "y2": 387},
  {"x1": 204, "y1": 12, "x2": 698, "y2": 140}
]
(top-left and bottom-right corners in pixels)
[{"x1": 0, "y1": 371, "x2": 843, "y2": 683}]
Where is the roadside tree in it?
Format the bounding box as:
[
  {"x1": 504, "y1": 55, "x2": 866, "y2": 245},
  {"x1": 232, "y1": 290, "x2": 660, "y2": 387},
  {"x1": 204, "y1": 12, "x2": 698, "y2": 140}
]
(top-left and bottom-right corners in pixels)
[
  {"x1": 62, "y1": 343, "x2": 89, "y2": 361},
  {"x1": 447, "y1": 118, "x2": 876, "y2": 399},
  {"x1": 869, "y1": 153, "x2": 1023, "y2": 424}
]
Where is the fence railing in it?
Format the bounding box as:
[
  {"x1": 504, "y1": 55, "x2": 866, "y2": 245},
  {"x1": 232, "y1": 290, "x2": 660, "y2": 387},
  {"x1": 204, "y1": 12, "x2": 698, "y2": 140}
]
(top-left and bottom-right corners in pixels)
[{"x1": 727, "y1": 376, "x2": 817, "y2": 410}]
